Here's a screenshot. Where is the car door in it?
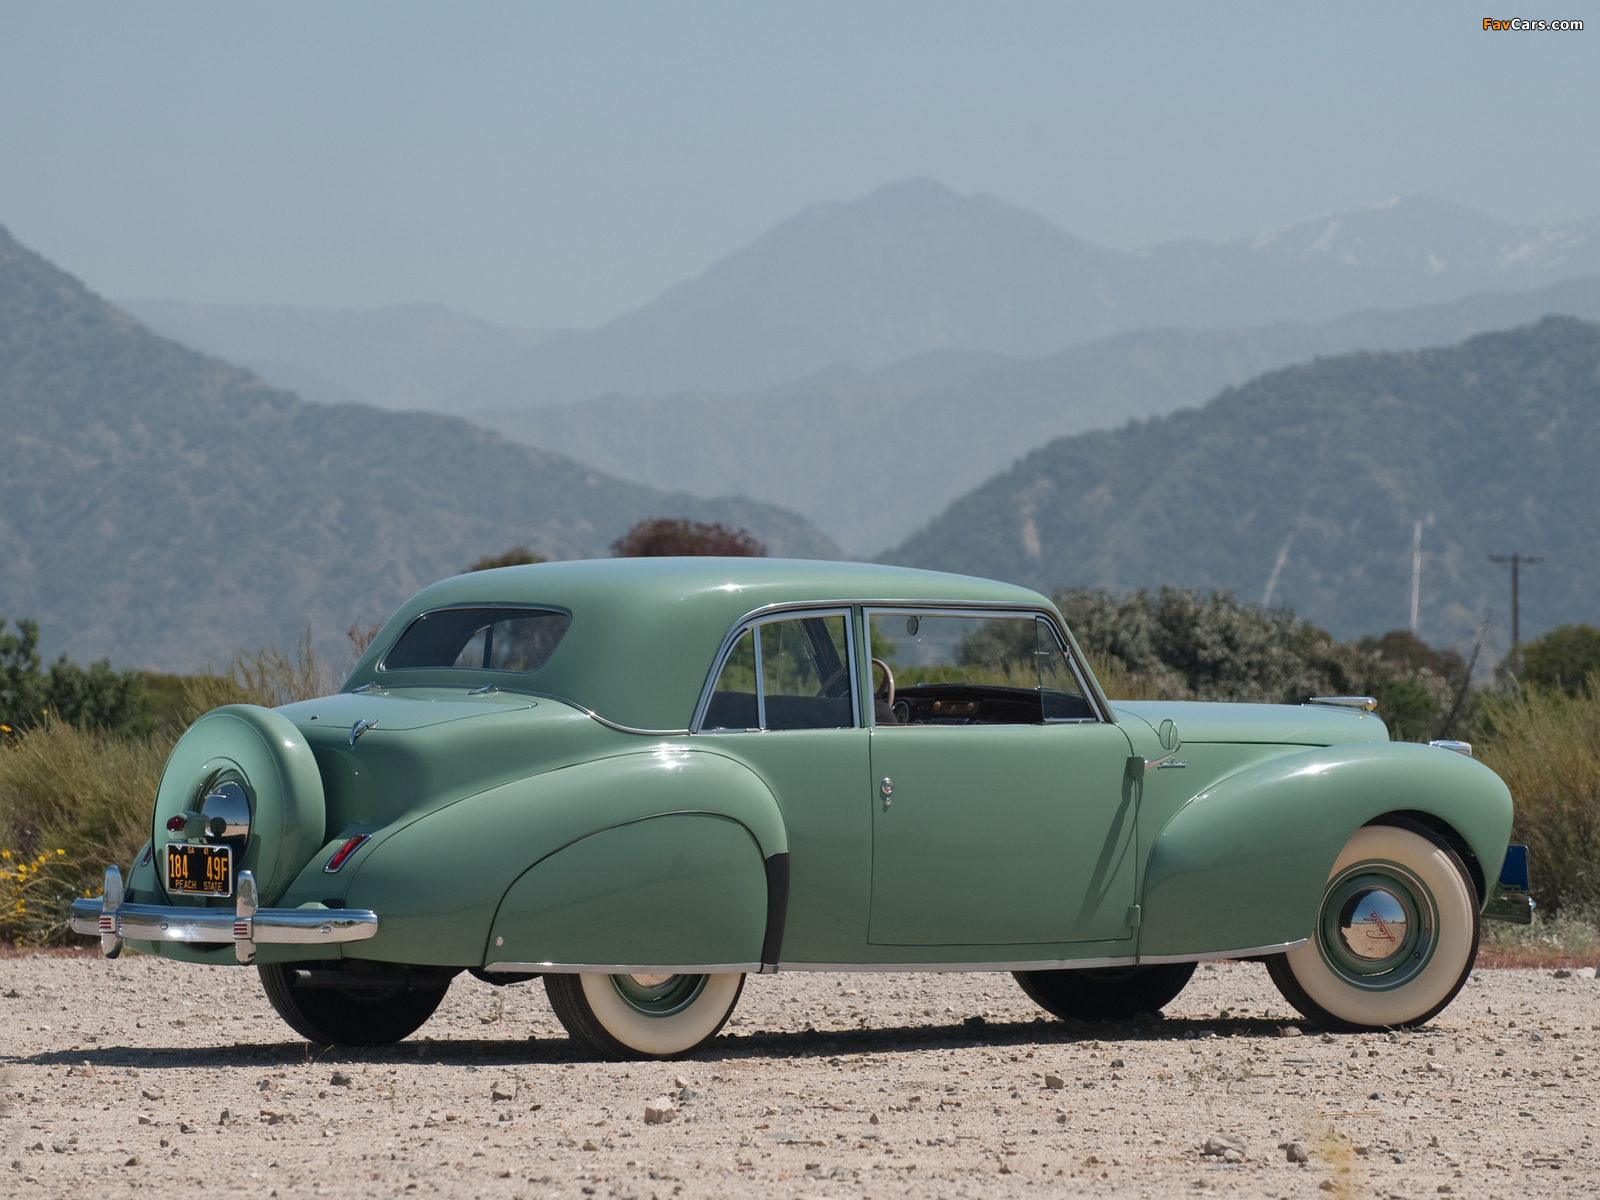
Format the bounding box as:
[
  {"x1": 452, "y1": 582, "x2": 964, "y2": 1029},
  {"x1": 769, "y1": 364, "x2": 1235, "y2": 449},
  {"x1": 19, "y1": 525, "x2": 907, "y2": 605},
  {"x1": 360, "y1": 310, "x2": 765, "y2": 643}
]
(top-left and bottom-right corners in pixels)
[{"x1": 866, "y1": 609, "x2": 1138, "y2": 947}]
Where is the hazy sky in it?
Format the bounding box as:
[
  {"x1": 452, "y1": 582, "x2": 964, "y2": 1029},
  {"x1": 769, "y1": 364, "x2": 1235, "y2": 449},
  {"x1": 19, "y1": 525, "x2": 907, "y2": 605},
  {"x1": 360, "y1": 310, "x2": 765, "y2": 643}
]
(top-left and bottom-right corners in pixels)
[{"x1": 3, "y1": 2, "x2": 1594, "y2": 329}]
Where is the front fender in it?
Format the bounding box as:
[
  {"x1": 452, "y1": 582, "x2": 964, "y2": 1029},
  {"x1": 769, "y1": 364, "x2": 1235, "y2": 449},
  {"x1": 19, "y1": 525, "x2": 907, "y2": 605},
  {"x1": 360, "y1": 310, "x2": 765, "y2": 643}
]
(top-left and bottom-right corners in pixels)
[
  {"x1": 1138, "y1": 742, "x2": 1513, "y2": 958},
  {"x1": 335, "y1": 746, "x2": 786, "y2": 966}
]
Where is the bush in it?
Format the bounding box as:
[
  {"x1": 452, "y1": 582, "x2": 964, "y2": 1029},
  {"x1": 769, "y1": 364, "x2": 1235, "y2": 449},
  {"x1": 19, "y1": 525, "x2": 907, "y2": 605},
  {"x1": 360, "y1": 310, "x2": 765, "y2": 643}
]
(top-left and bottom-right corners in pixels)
[
  {"x1": 1055, "y1": 587, "x2": 1475, "y2": 738},
  {"x1": 1473, "y1": 679, "x2": 1600, "y2": 918},
  {"x1": 610, "y1": 518, "x2": 765, "y2": 558},
  {"x1": 0, "y1": 616, "x2": 151, "y2": 735},
  {"x1": 0, "y1": 717, "x2": 172, "y2": 944},
  {"x1": 465, "y1": 546, "x2": 548, "y2": 572},
  {"x1": 1521, "y1": 624, "x2": 1600, "y2": 696}
]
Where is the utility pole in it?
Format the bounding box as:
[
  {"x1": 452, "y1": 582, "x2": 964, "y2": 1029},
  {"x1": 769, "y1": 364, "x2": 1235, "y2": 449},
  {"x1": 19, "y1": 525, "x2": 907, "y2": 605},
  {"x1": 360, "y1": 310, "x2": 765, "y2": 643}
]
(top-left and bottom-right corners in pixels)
[
  {"x1": 1410, "y1": 520, "x2": 1423, "y2": 634},
  {"x1": 1488, "y1": 552, "x2": 1544, "y2": 658}
]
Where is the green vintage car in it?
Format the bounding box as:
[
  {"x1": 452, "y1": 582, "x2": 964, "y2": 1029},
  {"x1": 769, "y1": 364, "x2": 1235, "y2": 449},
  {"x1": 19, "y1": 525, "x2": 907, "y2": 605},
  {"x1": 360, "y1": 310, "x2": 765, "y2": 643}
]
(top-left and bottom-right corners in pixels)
[{"x1": 73, "y1": 559, "x2": 1531, "y2": 1058}]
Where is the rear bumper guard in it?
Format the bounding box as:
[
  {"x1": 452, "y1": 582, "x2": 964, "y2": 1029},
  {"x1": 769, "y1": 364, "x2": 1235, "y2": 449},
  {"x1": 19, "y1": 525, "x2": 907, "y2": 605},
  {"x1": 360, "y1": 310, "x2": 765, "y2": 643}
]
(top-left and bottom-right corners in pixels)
[
  {"x1": 70, "y1": 866, "x2": 379, "y2": 963},
  {"x1": 1482, "y1": 844, "x2": 1534, "y2": 925}
]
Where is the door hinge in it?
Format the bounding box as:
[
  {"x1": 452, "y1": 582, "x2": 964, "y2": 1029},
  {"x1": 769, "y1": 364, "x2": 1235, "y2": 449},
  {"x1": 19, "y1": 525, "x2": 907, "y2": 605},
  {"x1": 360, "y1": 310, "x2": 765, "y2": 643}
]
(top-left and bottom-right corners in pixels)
[{"x1": 1125, "y1": 904, "x2": 1142, "y2": 928}]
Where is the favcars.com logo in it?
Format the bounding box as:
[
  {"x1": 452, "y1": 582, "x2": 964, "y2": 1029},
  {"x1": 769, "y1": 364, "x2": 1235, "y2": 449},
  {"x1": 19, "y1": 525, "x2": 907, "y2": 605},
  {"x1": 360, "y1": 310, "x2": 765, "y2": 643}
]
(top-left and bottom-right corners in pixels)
[{"x1": 1483, "y1": 17, "x2": 1584, "y2": 29}]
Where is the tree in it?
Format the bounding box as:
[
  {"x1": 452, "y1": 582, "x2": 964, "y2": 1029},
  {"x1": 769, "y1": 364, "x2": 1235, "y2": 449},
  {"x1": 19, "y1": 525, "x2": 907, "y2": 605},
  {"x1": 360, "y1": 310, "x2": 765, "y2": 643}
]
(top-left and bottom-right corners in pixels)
[
  {"x1": 610, "y1": 518, "x2": 765, "y2": 558},
  {"x1": 1520, "y1": 623, "x2": 1600, "y2": 695},
  {"x1": 0, "y1": 616, "x2": 149, "y2": 733},
  {"x1": 465, "y1": 546, "x2": 548, "y2": 572}
]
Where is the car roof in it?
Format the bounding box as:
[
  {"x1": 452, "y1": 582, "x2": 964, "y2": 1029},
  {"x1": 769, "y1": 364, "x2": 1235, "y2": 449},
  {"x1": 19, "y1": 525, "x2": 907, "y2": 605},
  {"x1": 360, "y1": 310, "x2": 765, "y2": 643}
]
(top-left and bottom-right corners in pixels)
[{"x1": 342, "y1": 557, "x2": 1055, "y2": 731}]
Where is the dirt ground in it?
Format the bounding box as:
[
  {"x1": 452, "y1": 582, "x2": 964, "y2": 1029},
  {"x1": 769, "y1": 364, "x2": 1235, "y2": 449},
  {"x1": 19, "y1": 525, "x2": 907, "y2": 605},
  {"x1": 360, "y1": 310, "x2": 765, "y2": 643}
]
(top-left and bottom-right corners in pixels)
[{"x1": 2, "y1": 954, "x2": 1597, "y2": 1199}]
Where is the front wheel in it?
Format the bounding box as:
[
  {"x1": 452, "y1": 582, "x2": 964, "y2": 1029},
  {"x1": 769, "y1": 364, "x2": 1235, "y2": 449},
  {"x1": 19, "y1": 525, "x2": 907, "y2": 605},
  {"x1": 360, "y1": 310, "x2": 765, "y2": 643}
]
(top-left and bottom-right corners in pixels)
[
  {"x1": 1014, "y1": 962, "x2": 1196, "y2": 1022},
  {"x1": 1265, "y1": 818, "x2": 1479, "y2": 1032},
  {"x1": 544, "y1": 972, "x2": 744, "y2": 1060}
]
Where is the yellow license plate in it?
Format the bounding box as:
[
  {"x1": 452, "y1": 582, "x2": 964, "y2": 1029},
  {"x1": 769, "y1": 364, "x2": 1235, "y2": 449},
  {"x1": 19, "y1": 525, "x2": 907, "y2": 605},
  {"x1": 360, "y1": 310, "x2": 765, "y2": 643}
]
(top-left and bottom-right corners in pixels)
[{"x1": 167, "y1": 843, "x2": 232, "y2": 896}]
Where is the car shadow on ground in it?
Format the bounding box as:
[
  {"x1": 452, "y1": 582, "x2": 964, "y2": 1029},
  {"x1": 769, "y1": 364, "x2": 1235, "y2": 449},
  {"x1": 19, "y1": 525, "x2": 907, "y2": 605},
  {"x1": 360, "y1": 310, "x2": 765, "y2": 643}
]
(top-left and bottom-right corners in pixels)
[{"x1": 6, "y1": 1015, "x2": 1319, "y2": 1073}]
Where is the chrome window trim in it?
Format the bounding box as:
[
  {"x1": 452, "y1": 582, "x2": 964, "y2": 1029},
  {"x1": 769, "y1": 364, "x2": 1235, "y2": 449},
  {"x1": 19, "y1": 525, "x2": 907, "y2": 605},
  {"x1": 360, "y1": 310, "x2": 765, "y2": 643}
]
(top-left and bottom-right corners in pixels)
[
  {"x1": 861, "y1": 604, "x2": 1112, "y2": 726},
  {"x1": 375, "y1": 603, "x2": 573, "y2": 675},
  {"x1": 692, "y1": 605, "x2": 861, "y2": 733}
]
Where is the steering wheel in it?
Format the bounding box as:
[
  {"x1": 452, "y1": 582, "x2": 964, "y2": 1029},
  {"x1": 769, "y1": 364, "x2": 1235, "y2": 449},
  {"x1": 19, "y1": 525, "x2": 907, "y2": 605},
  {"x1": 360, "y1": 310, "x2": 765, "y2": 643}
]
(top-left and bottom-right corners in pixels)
[{"x1": 871, "y1": 658, "x2": 895, "y2": 708}]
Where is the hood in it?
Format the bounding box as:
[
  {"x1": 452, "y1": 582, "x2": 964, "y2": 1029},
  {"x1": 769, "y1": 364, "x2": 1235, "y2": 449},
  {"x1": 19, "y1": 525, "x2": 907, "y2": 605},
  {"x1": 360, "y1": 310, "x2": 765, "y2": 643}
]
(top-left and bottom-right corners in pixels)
[{"x1": 1113, "y1": 700, "x2": 1389, "y2": 747}]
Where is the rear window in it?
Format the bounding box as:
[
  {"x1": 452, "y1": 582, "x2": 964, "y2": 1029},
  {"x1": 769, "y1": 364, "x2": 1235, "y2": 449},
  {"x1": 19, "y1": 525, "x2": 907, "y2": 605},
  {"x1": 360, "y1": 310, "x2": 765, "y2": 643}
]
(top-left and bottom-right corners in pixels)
[{"x1": 379, "y1": 607, "x2": 570, "y2": 674}]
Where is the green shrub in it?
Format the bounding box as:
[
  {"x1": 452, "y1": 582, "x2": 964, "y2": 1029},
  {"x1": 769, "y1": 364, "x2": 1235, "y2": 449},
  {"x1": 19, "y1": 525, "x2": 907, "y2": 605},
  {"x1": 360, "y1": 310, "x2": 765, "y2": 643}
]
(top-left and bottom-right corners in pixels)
[
  {"x1": 1473, "y1": 679, "x2": 1600, "y2": 918},
  {"x1": 0, "y1": 717, "x2": 173, "y2": 944},
  {"x1": 1, "y1": 616, "x2": 152, "y2": 735},
  {"x1": 1521, "y1": 624, "x2": 1600, "y2": 696}
]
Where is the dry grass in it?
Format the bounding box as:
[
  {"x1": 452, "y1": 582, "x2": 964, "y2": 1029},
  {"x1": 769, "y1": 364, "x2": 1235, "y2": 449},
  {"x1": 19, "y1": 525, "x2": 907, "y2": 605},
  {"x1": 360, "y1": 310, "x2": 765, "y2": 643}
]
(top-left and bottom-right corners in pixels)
[
  {"x1": 1473, "y1": 678, "x2": 1600, "y2": 917},
  {"x1": 1475, "y1": 908, "x2": 1600, "y2": 969}
]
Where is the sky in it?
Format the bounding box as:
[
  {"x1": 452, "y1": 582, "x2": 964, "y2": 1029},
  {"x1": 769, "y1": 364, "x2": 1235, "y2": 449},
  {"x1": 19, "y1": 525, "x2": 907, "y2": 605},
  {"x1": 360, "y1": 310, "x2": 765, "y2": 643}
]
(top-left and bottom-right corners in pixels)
[{"x1": 2, "y1": 2, "x2": 1595, "y2": 329}]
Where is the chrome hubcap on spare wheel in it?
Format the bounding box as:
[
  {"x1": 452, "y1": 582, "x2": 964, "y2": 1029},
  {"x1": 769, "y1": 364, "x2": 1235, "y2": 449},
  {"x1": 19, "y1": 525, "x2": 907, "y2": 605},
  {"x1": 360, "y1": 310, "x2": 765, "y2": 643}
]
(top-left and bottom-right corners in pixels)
[
  {"x1": 610, "y1": 973, "x2": 708, "y2": 1017},
  {"x1": 1317, "y1": 862, "x2": 1436, "y2": 989}
]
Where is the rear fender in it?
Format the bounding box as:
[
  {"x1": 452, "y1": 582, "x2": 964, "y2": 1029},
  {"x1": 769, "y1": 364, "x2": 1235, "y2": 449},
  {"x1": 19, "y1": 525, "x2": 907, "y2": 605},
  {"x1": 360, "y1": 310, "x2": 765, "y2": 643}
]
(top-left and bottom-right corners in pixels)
[
  {"x1": 337, "y1": 747, "x2": 786, "y2": 966},
  {"x1": 1138, "y1": 742, "x2": 1513, "y2": 958}
]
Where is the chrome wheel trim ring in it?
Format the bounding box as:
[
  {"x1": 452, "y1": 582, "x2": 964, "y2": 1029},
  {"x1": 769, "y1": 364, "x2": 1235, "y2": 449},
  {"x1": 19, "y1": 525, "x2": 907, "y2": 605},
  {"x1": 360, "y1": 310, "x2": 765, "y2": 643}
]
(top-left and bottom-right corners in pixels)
[
  {"x1": 609, "y1": 973, "x2": 709, "y2": 1018},
  {"x1": 1316, "y1": 860, "x2": 1437, "y2": 991}
]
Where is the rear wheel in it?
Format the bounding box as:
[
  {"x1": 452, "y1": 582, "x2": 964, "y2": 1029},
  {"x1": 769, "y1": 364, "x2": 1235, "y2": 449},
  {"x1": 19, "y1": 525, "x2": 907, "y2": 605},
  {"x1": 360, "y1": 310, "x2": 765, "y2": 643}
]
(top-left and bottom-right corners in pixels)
[
  {"x1": 544, "y1": 972, "x2": 744, "y2": 1060},
  {"x1": 258, "y1": 961, "x2": 454, "y2": 1046},
  {"x1": 1014, "y1": 962, "x2": 1196, "y2": 1022},
  {"x1": 1265, "y1": 818, "x2": 1479, "y2": 1032}
]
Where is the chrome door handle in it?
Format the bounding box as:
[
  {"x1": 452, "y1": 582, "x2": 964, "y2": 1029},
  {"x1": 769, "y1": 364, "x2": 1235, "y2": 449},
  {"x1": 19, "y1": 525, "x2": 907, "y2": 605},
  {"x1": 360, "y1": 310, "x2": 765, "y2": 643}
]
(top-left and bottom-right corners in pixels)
[{"x1": 880, "y1": 777, "x2": 893, "y2": 808}]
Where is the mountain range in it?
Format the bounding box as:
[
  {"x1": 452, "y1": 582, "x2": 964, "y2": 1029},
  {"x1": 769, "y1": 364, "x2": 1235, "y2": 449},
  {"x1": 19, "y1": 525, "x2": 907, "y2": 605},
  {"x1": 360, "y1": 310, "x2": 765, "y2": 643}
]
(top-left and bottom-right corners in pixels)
[
  {"x1": 472, "y1": 276, "x2": 1600, "y2": 554},
  {"x1": 0, "y1": 225, "x2": 836, "y2": 672},
  {"x1": 127, "y1": 181, "x2": 1600, "y2": 416},
  {"x1": 884, "y1": 317, "x2": 1600, "y2": 652}
]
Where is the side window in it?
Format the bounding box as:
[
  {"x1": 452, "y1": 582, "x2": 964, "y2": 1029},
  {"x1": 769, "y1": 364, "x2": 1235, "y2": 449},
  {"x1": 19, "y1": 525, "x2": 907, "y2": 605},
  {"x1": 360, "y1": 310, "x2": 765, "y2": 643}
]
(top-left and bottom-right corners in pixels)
[
  {"x1": 869, "y1": 610, "x2": 1097, "y2": 725},
  {"x1": 1036, "y1": 618, "x2": 1095, "y2": 721},
  {"x1": 700, "y1": 614, "x2": 856, "y2": 731},
  {"x1": 702, "y1": 629, "x2": 758, "y2": 730}
]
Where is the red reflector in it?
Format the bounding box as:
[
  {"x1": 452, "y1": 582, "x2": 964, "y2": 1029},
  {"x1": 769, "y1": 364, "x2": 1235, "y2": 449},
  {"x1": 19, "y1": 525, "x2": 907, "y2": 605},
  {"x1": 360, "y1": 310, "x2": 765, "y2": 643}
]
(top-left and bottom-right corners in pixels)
[
  {"x1": 324, "y1": 834, "x2": 370, "y2": 873},
  {"x1": 165, "y1": 815, "x2": 186, "y2": 832}
]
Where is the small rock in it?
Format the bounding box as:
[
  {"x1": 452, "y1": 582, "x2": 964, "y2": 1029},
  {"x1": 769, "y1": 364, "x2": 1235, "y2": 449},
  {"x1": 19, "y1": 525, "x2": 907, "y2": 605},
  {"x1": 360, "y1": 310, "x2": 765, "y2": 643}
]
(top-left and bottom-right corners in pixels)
[
  {"x1": 1202, "y1": 1133, "x2": 1247, "y2": 1159},
  {"x1": 51, "y1": 1142, "x2": 68, "y2": 1154},
  {"x1": 1285, "y1": 1142, "x2": 1309, "y2": 1163},
  {"x1": 2, "y1": 988, "x2": 20, "y2": 998},
  {"x1": 266, "y1": 1113, "x2": 296, "y2": 1127},
  {"x1": 218, "y1": 1109, "x2": 232, "y2": 1124},
  {"x1": 1385, "y1": 1031, "x2": 1400, "y2": 1043},
  {"x1": 1530, "y1": 1031, "x2": 1545, "y2": 1042},
  {"x1": 490, "y1": 1084, "x2": 515, "y2": 1102},
  {"x1": 124, "y1": 1156, "x2": 140, "y2": 1167},
  {"x1": 258, "y1": 1079, "x2": 274, "y2": 1092},
  {"x1": 140, "y1": 1086, "x2": 164, "y2": 1101},
  {"x1": 67, "y1": 1063, "x2": 95, "y2": 1078},
  {"x1": 869, "y1": 1113, "x2": 880, "y2": 1125},
  {"x1": 1043, "y1": 1073, "x2": 1065, "y2": 1089},
  {"x1": 644, "y1": 1098, "x2": 677, "y2": 1124},
  {"x1": 673, "y1": 1075, "x2": 688, "y2": 1088},
  {"x1": 1277, "y1": 1026, "x2": 1301, "y2": 1038},
  {"x1": 1368, "y1": 1092, "x2": 1382, "y2": 1100},
  {"x1": 330, "y1": 1071, "x2": 352, "y2": 1087},
  {"x1": 1319, "y1": 1180, "x2": 1336, "y2": 1192},
  {"x1": 581, "y1": 1139, "x2": 599, "y2": 1152},
  {"x1": 136, "y1": 1115, "x2": 152, "y2": 1125},
  {"x1": 178, "y1": 1122, "x2": 195, "y2": 1134},
  {"x1": 1109, "y1": 1058, "x2": 1125, "y2": 1069},
  {"x1": 1553, "y1": 969, "x2": 1572, "y2": 979},
  {"x1": 1437, "y1": 1186, "x2": 1455, "y2": 1194},
  {"x1": 998, "y1": 1161, "x2": 1013, "y2": 1174}
]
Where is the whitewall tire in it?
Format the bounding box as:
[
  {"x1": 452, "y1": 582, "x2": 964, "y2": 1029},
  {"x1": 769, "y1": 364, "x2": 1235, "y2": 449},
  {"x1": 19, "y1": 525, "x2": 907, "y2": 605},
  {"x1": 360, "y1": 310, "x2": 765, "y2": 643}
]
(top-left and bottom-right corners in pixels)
[
  {"x1": 1266, "y1": 819, "x2": 1479, "y2": 1031},
  {"x1": 544, "y1": 972, "x2": 744, "y2": 1060}
]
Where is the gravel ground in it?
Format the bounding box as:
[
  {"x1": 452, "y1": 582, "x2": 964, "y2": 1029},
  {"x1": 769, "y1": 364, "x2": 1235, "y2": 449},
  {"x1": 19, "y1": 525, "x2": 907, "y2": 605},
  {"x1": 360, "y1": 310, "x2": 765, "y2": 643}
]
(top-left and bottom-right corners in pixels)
[{"x1": 2, "y1": 954, "x2": 1597, "y2": 1198}]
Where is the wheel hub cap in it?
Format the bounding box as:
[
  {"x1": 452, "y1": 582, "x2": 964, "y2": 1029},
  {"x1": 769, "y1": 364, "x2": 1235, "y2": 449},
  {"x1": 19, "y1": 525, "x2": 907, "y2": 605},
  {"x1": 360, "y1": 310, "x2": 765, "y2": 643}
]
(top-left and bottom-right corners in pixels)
[
  {"x1": 1317, "y1": 862, "x2": 1436, "y2": 989},
  {"x1": 610, "y1": 973, "x2": 708, "y2": 1017},
  {"x1": 1337, "y1": 886, "x2": 1411, "y2": 964}
]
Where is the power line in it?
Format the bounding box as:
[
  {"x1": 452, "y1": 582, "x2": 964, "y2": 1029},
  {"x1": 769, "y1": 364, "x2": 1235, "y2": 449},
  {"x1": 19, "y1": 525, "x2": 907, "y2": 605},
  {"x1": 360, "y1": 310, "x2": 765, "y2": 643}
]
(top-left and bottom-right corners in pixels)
[{"x1": 1487, "y1": 553, "x2": 1544, "y2": 655}]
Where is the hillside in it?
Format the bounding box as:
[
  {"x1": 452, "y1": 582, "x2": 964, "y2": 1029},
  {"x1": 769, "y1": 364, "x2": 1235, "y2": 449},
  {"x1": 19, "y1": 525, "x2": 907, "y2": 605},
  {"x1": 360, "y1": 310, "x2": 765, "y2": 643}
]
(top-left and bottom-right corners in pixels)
[
  {"x1": 0, "y1": 225, "x2": 838, "y2": 672},
  {"x1": 121, "y1": 299, "x2": 565, "y2": 412},
  {"x1": 462, "y1": 181, "x2": 1600, "y2": 409},
  {"x1": 475, "y1": 277, "x2": 1600, "y2": 555},
  {"x1": 884, "y1": 318, "x2": 1600, "y2": 652}
]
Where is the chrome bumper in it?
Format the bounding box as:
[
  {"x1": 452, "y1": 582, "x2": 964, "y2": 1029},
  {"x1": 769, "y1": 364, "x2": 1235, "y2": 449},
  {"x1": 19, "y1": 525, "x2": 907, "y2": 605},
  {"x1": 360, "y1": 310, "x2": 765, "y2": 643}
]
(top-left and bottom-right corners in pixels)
[{"x1": 71, "y1": 866, "x2": 379, "y2": 963}]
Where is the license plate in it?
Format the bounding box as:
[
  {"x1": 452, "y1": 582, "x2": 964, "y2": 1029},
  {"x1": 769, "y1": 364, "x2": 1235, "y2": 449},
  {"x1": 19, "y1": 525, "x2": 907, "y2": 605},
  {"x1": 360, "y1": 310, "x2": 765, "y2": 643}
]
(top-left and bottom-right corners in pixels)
[{"x1": 167, "y1": 843, "x2": 232, "y2": 896}]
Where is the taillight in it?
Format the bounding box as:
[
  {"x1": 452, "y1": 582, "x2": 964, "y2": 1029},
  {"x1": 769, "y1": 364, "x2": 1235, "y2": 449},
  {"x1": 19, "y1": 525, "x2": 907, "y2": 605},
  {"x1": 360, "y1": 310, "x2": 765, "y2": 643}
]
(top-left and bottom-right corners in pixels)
[
  {"x1": 324, "y1": 834, "x2": 370, "y2": 873},
  {"x1": 165, "y1": 815, "x2": 186, "y2": 832}
]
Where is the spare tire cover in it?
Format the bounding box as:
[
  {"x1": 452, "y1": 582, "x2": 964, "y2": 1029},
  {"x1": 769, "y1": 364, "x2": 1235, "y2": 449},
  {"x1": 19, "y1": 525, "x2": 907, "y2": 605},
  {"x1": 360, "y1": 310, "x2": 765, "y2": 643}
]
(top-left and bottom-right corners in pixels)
[{"x1": 152, "y1": 705, "x2": 325, "y2": 906}]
